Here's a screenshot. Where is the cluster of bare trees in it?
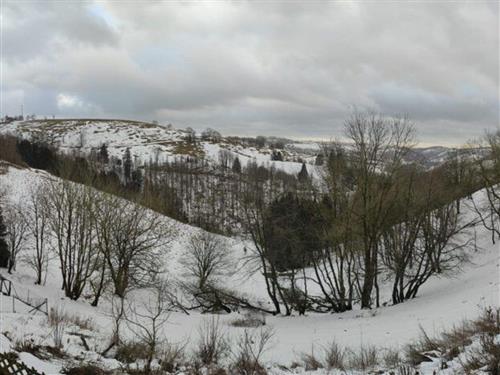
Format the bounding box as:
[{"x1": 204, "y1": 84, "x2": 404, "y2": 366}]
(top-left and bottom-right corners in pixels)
[
  {"x1": 2, "y1": 169, "x2": 174, "y2": 306},
  {"x1": 240, "y1": 112, "x2": 482, "y2": 315},
  {"x1": 468, "y1": 131, "x2": 500, "y2": 241},
  {"x1": 142, "y1": 154, "x2": 307, "y2": 234}
]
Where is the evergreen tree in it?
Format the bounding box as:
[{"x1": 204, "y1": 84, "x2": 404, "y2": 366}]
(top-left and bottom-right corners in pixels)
[
  {"x1": 130, "y1": 169, "x2": 143, "y2": 192},
  {"x1": 16, "y1": 139, "x2": 56, "y2": 171},
  {"x1": 271, "y1": 150, "x2": 283, "y2": 161},
  {"x1": 315, "y1": 153, "x2": 324, "y2": 166},
  {"x1": 298, "y1": 162, "x2": 309, "y2": 182},
  {"x1": 232, "y1": 157, "x2": 242, "y2": 174},
  {"x1": 263, "y1": 193, "x2": 325, "y2": 271},
  {"x1": 123, "y1": 147, "x2": 132, "y2": 182},
  {"x1": 98, "y1": 143, "x2": 109, "y2": 164},
  {"x1": 0, "y1": 206, "x2": 10, "y2": 268},
  {"x1": 255, "y1": 135, "x2": 266, "y2": 148}
]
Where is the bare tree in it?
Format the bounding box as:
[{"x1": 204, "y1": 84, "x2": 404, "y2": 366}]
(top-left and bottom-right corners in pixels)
[
  {"x1": 381, "y1": 168, "x2": 474, "y2": 304},
  {"x1": 470, "y1": 131, "x2": 500, "y2": 241},
  {"x1": 240, "y1": 196, "x2": 290, "y2": 315},
  {"x1": 344, "y1": 111, "x2": 415, "y2": 309},
  {"x1": 404, "y1": 203, "x2": 472, "y2": 299},
  {"x1": 218, "y1": 149, "x2": 234, "y2": 170},
  {"x1": 94, "y1": 194, "x2": 174, "y2": 298},
  {"x1": 45, "y1": 178, "x2": 98, "y2": 300},
  {"x1": 181, "y1": 231, "x2": 231, "y2": 290},
  {"x1": 180, "y1": 231, "x2": 238, "y2": 313},
  {"x1": 311, "y1": 142, "x2": 358, "y2": 312},
  {"x1": 125, "y1": 281, "x2": 172, "y2": 373},
  {"x1": 4, "y1": 205, "x2": 28, "y2": 273},
  {"x1": 24, "y1": 184, "x2": 50, "y2": 285},
  {"x1": 101, "y1": 295, "x2": 127, "y2": 357}
]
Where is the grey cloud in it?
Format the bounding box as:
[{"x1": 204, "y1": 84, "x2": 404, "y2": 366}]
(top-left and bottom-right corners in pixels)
[
  {"x1": 2, "y1": 0, "x2": 498, "y2": 145},
  {"x1": 370, "y1": 83, "x2": 499, "y2": 123},
  {"x1": 3, "y1": 1, "x2": 118, "y2": 62}
]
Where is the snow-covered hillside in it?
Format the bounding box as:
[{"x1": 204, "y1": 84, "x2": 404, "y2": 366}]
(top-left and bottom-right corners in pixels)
[
  {"x1": 0, "y1": 118, "x2": 468, "y2": 180},
  {"x1": 0, "y1": 119, "x2": 320, "y2": 177},
  {"x1": 0, "y1": 163, "x2": 498, "y2": 374}
]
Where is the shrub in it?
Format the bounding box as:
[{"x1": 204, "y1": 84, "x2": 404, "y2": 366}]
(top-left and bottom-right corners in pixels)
[
  {"x1": 323, "y1": 341, "x2": 345, "y2": 370},
  {"x1": 440, "y1": 320, "x2": 475, "y2": 360},
  {"x1": 230, "y1": 312, "x2": 266, "y2": 328},
  {"x1": 115, "y1": 342, "x2": 150, "y2": 364},
  {"x1": 347, "y1": 345, "x2": 378, "y2": 370},
  {"x1": 14, "y1": 338, "x2": 40, "y2": 355},
  {"x1": 230, "y1": 328, "x2": 273, "y2": 375},
  {"x1": 383, "y1": 347, "x2": 403, "y2": 369},
  {"x1": 67, "y1": 314, "x2": 95, "y2": 331},
  {"x1": 160, "y1": 342, "x2": 186, "y2": 372},
  {"x1": 49, "y1": 307, "x2": 68, "y2": 349},
  {"x1": 62, "y1": 364, "x2": 110, "y2": 375},
  {"x1": 406, "y1": 308, "x2": 500, "y2": 369},
  {"x1": 473, "y1": 307, "x2": 500, "y2": 336},
  {"x1": 462, "y1": 331, "x2": 500, "y2": 374},
  {"x1": 466, "y1": 307, "x2": 499, "y2": 374},
  {"x1": 405, "y1": 326, "x2": 440, "y2": 365},
  {"x1": 194, "y1": 317, "x2": 230, "y2": 365},
  {"x1": 300, "y1": 349, "x2": 323, "y2": 370}
]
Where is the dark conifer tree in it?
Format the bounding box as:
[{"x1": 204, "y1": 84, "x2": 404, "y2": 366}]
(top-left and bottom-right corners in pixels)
[
  {"x1": 298, "y1": 162, "x2": 309, "y2": 182},
  {"x1": 315, "y1": 153, "x2": 324, "y2": 166},
  {"x1": 98, "y1": 143, "x2": 109, "y2": 164},
  {"x1": 130, "y1": 168, "x2": 143, "y2": 192},
  {"x1": 263, "y1": 193, "x2": 325, "y2": 271},
  {"x1": 232, "y1": 157, "x2": 242, "y2": 174},
  {"x1": 123, "y1": 147, "x2": 132, "y2": 182},
  {"x1": 271, "y1": 150, "x2": 283, "y2": 161}
]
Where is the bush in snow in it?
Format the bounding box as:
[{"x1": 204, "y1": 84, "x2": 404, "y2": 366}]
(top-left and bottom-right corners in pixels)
[
  {"x1": 323, "y1": 341, "x2": 346, "y2": 370},
  {"x1": 194, "y1": 317, "x2": 230, "y2": 366},
  {"x1": 62, "y1": 364, "x2": 111, "y2": 375},
  {"x1": 346, "y1": 345, "x2": 378, "y2": 371},
  {"x1": 49, "y1": 306, "x2": 69, "y2": 349},
  {"x1": 230, "y1": 327, "x2": 274, "y2": 375}
]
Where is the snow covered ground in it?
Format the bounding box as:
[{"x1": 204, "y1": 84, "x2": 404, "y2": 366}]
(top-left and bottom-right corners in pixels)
[{"x1": 0, "y1": 164, "x2": 498, "y2": 374}]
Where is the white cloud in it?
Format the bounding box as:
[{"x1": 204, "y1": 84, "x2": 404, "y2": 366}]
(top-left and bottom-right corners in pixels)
[
  {"x1": 56, "y1": 93, "x2": 99, "y2": 115},
  {"x1": 57, "y1": 94, "x2": 82, "y2": 109}
]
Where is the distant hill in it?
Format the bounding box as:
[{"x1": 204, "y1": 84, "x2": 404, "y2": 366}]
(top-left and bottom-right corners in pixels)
[{"x1": 0, "y1": 118, "x2": 477, "y2": 172}]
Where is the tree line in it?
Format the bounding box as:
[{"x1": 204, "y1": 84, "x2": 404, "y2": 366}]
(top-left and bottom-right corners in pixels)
[{"x1": 237, "y1": 113, "x2": 499, "y2": 314}]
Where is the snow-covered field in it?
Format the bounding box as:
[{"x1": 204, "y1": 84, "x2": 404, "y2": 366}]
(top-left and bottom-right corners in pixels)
[{"x1": 0, "y1": 164, "x2": 498, "y2": 374}]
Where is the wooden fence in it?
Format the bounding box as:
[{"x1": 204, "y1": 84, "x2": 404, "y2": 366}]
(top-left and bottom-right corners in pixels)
[
  {"x1": 0, "y1": 274, "x2": 48, "y2": 316},
  {"x1": 0, "y1": 353, "x2": 46, "y2": 375},
  {"x1": 0, "y1": 275, "x2": 12, "y2": 297}
]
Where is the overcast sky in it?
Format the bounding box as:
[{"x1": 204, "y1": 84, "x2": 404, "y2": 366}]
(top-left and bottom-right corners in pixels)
[{"x1": 2, "y1": 1, "x2": 499, "y2": 145}]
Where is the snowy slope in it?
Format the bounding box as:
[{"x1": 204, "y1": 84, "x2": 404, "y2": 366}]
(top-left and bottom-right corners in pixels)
[
  {"x1": 0, "y1": 119, "x2": 321, "y2": 178},
  {"x1": 0, "y1": 118, "x2": 468, "y2": 180},
  {"x1": 0, "y1": 164, "x2": 498, "y2": 373}
]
